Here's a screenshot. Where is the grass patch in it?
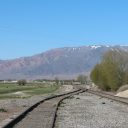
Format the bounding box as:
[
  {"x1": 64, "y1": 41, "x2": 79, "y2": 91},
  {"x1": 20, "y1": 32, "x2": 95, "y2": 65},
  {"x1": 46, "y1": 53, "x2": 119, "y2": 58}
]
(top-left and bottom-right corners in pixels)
[
  {"x1": 25, "y1": 85, "x2": 59, "y2": 95},
  {"x1": 0, "y1": 83, "x2": 35, "y2": 94},
  {"x1": 0, "y1": 83, "x2": 59, "y2": 99}
]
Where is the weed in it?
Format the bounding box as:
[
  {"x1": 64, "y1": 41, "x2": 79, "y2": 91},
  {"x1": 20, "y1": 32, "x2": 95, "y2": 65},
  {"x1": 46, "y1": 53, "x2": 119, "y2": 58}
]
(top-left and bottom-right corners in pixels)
[
  {"x1": 0, "y1": 108, "x2": 7, "y2": 112},
  {"x1": 60, "y1": 101, "x2": 66, "y2": 107},
  {"x1": 68, "y1": 96, "x2": 74, "y2": 99}
]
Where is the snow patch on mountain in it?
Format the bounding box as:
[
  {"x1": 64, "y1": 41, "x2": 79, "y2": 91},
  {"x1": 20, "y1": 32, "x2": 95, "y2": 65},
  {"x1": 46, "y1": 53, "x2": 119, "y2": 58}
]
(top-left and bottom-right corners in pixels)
[{"x1": 90, "y1": 45, "x2": 102, "y2": 49}]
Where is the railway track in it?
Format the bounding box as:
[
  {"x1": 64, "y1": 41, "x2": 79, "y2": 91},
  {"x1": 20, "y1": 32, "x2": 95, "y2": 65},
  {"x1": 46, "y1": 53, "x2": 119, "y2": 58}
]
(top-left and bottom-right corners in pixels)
[
  {"x1": 87, "y1": 90, "x2": 128, "y2": 104},
  {"x1": 55, "y1": 87, "x2": 128, "y2": 128},
  {"x1": 1, "y1": 85, "x2": 128, "y2": 128},
  {"x1": 76, "y1": 86, "x2": 128, "y2": 104},
  {"x1": 1, "y1": 89, "x2": 83, "y2": 128},
  {"x1": 76, "y1": 86, "x2": 128, "y2": 105}
]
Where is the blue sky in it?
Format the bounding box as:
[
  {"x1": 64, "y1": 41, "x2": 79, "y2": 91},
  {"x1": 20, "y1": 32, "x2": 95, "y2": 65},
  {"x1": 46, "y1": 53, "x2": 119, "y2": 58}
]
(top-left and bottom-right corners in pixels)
[{"x1": 0, "y1": 0, "x2": 128, "y2": 59}]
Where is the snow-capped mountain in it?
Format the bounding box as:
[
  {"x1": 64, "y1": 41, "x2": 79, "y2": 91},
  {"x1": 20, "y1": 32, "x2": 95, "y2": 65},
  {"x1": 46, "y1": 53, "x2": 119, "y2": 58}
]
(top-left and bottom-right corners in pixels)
[{"x1": 0, "y1": 45, "x2": 128, "y2": 80}]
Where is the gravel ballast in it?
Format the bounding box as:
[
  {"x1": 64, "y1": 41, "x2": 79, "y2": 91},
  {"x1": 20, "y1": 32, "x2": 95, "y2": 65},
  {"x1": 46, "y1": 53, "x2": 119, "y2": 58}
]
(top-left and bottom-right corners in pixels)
[{"x1": 55, "y1": 92, "x2": 128, "y2": 128}]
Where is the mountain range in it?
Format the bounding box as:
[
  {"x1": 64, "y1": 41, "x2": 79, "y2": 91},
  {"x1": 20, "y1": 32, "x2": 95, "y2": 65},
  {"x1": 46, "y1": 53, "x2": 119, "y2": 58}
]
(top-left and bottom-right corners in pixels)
[{"x1": 0, "y1": 45, "x2": 128, "y2": 80}]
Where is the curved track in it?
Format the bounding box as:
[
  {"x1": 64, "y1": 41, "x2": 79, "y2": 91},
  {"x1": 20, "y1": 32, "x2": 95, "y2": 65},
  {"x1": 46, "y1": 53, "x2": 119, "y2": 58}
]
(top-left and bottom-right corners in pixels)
[
  {"x1": 1, "y1": 89, "x2": 83, "y2": 128},
  {"x1": 1, "y1": 85, "x2": 128, "y2": 128}
]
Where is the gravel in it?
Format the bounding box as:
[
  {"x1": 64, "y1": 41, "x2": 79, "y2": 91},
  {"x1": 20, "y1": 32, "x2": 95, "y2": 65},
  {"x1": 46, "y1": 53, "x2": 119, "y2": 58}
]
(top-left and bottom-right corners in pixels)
[
  {"x1": 0, "y1": 94, "x2": 49, "y2": 122},
  {"x1": 55, "y1": 92, "x2": 128, "y2": 128}
]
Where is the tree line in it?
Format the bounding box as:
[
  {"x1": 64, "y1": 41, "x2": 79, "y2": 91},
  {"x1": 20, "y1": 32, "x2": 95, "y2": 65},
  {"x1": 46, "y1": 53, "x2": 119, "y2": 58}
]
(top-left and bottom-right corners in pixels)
[{"x1": 90, "y1": 50, "x2": 128, "y2": 91}]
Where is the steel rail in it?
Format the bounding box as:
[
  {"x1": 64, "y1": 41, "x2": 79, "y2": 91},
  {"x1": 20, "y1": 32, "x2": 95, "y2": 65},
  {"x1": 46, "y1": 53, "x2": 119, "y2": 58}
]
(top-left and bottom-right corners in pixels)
[
  {"x1": 76, "y1": 85, "x2": 128, "y2": 105},
  {"x1": 1, "y1": 89, "x2": 83, "y2": 128}
]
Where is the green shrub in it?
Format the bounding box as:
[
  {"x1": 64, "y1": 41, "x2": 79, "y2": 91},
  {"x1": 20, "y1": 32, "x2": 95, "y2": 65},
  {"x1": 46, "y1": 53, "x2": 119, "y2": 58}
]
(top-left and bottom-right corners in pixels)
[{"x1": 0, "y1": 108, "x2": 7, "y2": 112}]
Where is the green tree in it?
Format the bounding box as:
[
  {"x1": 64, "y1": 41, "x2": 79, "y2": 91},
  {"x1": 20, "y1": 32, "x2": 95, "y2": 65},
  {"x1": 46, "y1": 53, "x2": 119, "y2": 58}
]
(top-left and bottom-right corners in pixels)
[
  {"x1": 55, "y1": 77, "x2": 59, "y2": 85},
  {"x1": 17, "y1": 79, "x2": 27, "y2": 86},
  {"x1": 91, "y1": 64, "x2": 109, "y2": 90},
  {"x1": 91, "y1": 50, "x2": 128, "y2": 91},
  {"x1": 77, "y1": 75, "x2": 87, "y2": 84}
]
